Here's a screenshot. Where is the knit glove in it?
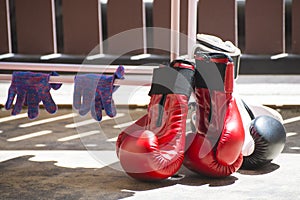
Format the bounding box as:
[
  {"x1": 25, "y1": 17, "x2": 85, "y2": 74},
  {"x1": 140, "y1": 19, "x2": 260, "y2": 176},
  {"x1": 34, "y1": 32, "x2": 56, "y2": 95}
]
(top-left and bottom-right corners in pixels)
[
  {"x1": 5, "y1": 71, "x2": 62, "y2": 119},
  {"x1": 73, "y1": 65, "x2": 125, "y2": 121}
]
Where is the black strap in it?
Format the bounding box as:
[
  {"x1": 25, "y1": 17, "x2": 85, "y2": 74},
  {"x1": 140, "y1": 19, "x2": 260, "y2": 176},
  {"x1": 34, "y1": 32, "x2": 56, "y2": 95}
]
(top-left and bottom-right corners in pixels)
[
  {"x1": 241, "y1": 99, "x2": 256, "y2": 120},
  {"x1": 148, "y1": 66, "x2": 194, "y2": 97}
]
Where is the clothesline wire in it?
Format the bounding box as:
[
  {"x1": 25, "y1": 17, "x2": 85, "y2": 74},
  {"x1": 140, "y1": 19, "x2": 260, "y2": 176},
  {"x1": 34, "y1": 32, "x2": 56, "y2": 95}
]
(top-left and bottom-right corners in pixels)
[
  {"x1": 0, "y1": 62, "x2": 155, "y2": 74},
  {"x1": 0, "y1": 62, "x2": 155, "y2": 85},
  {"x1": 0, "y1": 74, "x2": 151, "y2": 86}
]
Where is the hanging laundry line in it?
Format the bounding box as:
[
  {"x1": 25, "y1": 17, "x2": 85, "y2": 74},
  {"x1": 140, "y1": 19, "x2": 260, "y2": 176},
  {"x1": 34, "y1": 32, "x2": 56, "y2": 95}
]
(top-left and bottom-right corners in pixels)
[
  {"x1": 0, "y1": 74, "x2": 151, "y2": 86},
  {"x1": 0, "y1": 62, "x2": 155, "y2": 85}
]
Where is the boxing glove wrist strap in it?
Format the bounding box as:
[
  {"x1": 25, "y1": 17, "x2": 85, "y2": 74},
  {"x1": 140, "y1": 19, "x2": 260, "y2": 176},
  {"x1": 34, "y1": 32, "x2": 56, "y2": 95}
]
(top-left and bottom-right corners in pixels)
[
  {"x1": 148, "y1": 65, "x2": 194, "y2": 97},
  {"x1": 194, "y1": 52, "x2": 234, "y2": 93}
]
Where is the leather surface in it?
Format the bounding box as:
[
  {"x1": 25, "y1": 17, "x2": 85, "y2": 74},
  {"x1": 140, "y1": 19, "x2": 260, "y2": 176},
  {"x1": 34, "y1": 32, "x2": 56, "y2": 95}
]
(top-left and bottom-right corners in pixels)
[
  {"x1": 184, "y1": 53, "x2": 244, "y2": 177},
  {"x1": 116, "y1": 60, "x2": 194, "y2": 181},
  {"x1": 184, "y1": 88, "x2": 244, "y2": 177},
  {"x1": 117, "y1": 94, "x2": 189, "y2": 181}
]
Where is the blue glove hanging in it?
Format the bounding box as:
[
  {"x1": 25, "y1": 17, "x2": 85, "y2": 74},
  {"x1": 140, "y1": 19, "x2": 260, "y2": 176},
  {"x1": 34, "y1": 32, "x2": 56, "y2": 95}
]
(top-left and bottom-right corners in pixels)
[
  {"x1": 73, "y1": 65, "x2": 125, "y2": 121},
  {"x1": 5, "y1": 71, "x2": 62, "y2": 119}
]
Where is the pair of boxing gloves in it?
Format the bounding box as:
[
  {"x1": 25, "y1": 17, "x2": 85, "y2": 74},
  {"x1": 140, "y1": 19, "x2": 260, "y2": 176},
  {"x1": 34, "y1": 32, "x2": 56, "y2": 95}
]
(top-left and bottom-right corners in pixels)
[
  {"x1": 185, "y1": 34, "x2": 286, "y2": 175},
  {"x1": 116, "y1": 34, "x2": 286, "y2": 181}
]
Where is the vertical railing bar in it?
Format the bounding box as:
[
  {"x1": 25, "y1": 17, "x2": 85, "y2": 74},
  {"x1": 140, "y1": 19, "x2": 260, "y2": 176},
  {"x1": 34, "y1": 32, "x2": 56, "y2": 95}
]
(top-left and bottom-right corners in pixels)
[{"x1": 5, "y1": 0, "x2": 12, "y2": 53}]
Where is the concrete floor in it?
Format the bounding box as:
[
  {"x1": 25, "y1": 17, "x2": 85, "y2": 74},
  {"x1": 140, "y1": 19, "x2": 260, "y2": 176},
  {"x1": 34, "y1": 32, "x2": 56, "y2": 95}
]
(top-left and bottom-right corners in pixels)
[{"x1": 0, "y1": 106, "x2": 299, "y2": 200}]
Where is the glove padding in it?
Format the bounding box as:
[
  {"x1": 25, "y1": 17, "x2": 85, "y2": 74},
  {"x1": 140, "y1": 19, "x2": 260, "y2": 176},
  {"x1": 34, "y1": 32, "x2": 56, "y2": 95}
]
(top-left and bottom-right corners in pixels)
[
  {"x1": 73, "y1": 65, "x2": 124, "y2": 121},
  {"x1": 183, "y1": 52, "x2": 245, "y2": 177},
  {"x1": 5, "y1": 71, "x2": 62, "y2": 119},
  {"x1": 193, "y1": 33, "x2": 286, "y2": 170},
  {"x1": 116, "y1": 60, "x2": 195, "y2": 181}
]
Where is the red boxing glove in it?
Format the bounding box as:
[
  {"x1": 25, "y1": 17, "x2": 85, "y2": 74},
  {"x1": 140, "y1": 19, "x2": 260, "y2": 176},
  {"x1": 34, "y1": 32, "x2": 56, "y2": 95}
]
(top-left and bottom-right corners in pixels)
[
  {"x1": 116, "y1": 60, "x2": 195, "y2": 181},
  {"x1": 184, "y1": 52, "x2": 245, "y2": 177}
]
